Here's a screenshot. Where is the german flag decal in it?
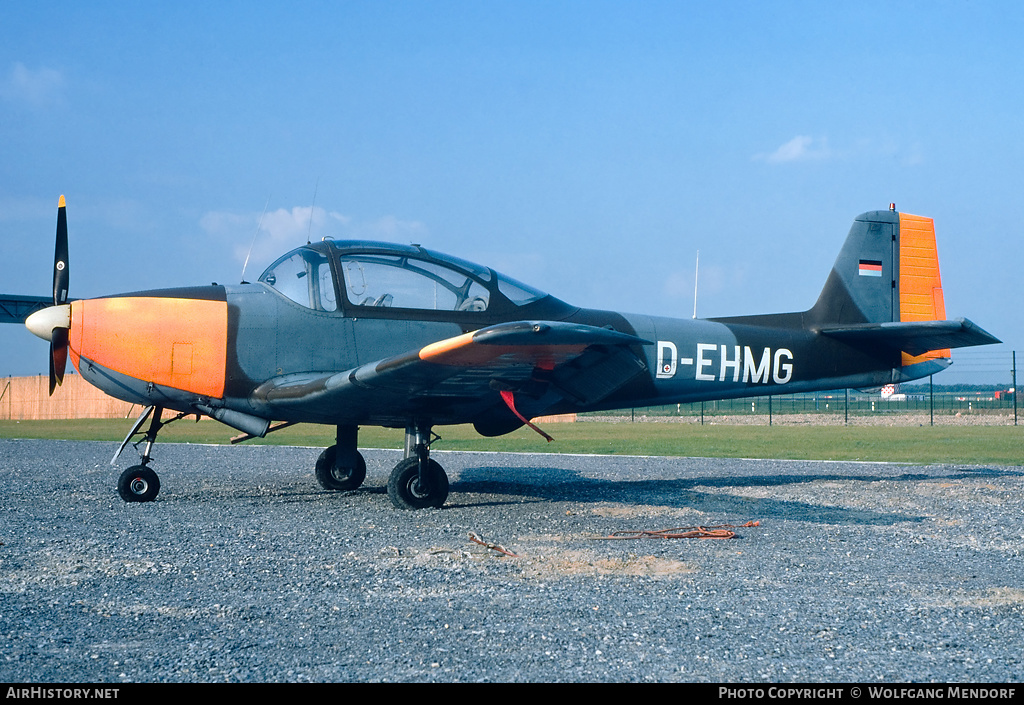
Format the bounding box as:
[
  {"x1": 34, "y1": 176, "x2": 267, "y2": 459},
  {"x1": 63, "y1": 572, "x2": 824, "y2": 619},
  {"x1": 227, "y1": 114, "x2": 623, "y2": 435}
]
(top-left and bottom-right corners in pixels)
[{"x1": 858, "y1": 259, "x2": 883, "y2": 277}]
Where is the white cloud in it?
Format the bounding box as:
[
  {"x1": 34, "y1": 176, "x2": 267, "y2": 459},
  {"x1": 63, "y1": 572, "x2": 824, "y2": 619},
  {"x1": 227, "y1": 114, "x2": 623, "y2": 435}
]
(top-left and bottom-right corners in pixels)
[
  {"x1": 754, "y1": 134, "x2": 925, "y2": 167},
  {"x1": 261, "y1": 205, "x2": 345, "y2": 249},
  {"x1": 199, "y1": 205, "x2": 428, "y2": 275},
  {"x1": 0, "y1": 62, "x2": 64, "y2": 107},
  {"x1": 200, "y1": 205, "x2": 343, "y2": 267},
  {"x1": 755, "y1": 135, "x2": 831, "y2": 163}
]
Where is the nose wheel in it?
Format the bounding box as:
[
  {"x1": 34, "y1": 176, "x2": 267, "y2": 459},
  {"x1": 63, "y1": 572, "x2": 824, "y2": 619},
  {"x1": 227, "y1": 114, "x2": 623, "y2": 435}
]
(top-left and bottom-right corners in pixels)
[
  {"x1": 111, "y1": 405, "x2": 191, "y2": 503},
  {"x1": 117, "y1": 465, "x2": 160, "y2": 502}
]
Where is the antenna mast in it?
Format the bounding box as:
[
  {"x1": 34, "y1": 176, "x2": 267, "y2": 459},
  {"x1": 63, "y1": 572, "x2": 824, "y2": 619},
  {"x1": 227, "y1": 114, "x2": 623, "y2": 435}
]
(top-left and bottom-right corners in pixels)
[
  {"x1": 692, "y1": 250, "x2": 699, "y2": 319},
  {"x1": 241, "y1": 198, "x2": 270, "y2": 284},
  {"x1": 306, "y1": 177, "x2": 320, "y2": 245}
]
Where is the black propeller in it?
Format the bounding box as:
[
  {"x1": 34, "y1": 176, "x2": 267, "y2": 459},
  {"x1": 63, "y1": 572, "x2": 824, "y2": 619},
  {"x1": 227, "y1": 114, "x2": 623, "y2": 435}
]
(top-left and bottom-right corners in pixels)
[
  {"x1": 54, "y1": 194, "x2": 69, "y2": 305},
  {"x1": 25, "y1": 196, "x2": 74, "y2": 394},
  {"x1": 49, "y1": 327, "x2": 69, "y2": 395},
  {"x1": 50, "y1": 195, "x2": 70, "y2": 393}
]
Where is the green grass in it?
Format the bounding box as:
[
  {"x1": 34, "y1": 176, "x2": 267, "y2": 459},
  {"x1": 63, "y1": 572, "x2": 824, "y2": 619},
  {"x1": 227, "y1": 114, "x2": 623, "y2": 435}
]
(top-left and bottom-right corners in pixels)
[{"x1": 2, "y1": 419, "x2": 1021, "y2": 465}]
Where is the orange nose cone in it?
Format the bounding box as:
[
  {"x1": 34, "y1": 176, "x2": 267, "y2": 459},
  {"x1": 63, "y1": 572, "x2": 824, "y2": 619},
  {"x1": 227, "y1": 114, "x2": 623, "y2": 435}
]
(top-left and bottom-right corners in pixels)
[{"x1": 70, "y1": 297, "x2": 228, "y2": 398}]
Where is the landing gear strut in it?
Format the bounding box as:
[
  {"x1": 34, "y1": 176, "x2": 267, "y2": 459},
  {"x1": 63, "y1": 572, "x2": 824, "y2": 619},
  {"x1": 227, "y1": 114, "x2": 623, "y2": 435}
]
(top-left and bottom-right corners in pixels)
[
  {"x1": 113, "y1": 405, "x2": 195, "y2": 502},
  {"x1": 387, "y1": 421, "x2": 449, "y2": 510},
  {"x1": 115, "y1": 405, "x2": 166, "y2": 502},
  {"x1": 315, "y1": 425, "x2": 367, "y2": 491}
]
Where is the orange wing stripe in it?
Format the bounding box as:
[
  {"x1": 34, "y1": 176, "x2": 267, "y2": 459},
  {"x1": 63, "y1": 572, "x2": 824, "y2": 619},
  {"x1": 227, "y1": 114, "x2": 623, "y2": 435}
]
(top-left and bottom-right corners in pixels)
[
  {"x1": 418, "y1": 330, "x2": 586, "y2": 368},
  {"x1": 419, "y1": 332, "x2": 476, "y2": 360}
]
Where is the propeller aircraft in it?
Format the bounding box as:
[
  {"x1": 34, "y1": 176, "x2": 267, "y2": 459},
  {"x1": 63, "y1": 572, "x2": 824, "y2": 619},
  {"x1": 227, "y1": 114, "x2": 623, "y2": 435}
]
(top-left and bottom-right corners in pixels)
[{"x1": 19, "y1": 197, "x2": 1000, "y2": 509}]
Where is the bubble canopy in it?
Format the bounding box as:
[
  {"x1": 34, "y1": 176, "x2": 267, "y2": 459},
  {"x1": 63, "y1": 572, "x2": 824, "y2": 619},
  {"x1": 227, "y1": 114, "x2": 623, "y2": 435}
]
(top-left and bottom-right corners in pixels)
[{"x1": 258, "y1": 240, "x2": 554, "y2": 314}]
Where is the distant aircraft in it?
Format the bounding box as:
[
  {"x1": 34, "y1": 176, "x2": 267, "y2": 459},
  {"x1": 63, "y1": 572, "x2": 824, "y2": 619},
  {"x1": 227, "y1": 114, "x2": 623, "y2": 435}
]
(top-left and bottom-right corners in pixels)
[{"x1": 15, "y1": 197, "x2": 999, "y2": 508}]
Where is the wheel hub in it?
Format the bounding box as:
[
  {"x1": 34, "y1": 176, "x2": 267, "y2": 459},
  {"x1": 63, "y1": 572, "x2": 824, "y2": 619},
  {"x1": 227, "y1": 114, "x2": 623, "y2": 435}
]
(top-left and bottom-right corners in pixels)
[{"x1": 409, "y1": 478, "x2": 430, "y2": 498}]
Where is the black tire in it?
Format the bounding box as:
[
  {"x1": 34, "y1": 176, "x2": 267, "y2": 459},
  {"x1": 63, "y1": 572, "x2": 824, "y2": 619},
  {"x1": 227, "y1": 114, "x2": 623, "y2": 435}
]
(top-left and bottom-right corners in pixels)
[
  {"x1": 315, "y1": 445, "x2": 367, "y2": 491},
  {"x1": 117, "y1": 465, "x2": 160, "y2": 503},
  {"x1": 387, "y1": 457, "x2": 449, "y2": 510}
]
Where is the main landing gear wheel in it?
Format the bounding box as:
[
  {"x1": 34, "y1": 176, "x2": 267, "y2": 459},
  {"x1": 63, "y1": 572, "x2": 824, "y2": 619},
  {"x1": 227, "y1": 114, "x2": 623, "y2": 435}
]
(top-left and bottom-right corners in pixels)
[
  {"x1": 387, "y1": 457, "x2": 449, "y2": 510},
  {"x1": 117, "y1": 465, "x2": 160, "y2": 503},
  {"x1": 315, "y1": 445, "x2": 367, "y2": 491}
]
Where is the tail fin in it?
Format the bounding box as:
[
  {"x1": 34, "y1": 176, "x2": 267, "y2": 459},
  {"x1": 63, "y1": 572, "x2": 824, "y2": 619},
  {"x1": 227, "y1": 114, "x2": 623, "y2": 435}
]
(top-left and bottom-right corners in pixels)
[
  {"x1": 810, "y1": 209, "x2": 901, "y2": 326},
  {"x1": 814, "y1": 209, "x2": 999, "y2": 362}
]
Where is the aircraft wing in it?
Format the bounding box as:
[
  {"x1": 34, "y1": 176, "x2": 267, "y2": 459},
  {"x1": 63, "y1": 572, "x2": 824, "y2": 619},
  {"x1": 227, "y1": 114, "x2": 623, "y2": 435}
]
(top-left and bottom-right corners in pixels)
[
  {"x1": 251, "y1": 321, "x2": 651, "y2": 428},
  {"x1": 0, "y1": 294, "x2": 54, "y2": 324},
  {"x1": 818, "y1": 317, "x2": 1000, "y2": 357}
]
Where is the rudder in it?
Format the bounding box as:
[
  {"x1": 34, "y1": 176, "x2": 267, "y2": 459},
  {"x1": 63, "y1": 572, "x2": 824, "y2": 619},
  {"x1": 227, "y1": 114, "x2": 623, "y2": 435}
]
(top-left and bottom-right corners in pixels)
[{"x1": 896, "y1": 213, "x2": 949, "y2": 364}]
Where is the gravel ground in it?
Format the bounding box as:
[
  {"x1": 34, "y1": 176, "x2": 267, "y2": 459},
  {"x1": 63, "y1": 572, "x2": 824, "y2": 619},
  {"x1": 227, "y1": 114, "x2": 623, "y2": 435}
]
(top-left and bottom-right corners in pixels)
[{"x1": 2, "y1": 438, "x2": 1022, "y2": 683}]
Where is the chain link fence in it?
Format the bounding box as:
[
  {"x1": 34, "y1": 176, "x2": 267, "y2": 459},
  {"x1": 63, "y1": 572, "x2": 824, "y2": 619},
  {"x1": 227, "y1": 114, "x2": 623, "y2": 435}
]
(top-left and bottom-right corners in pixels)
[{"x1": 585, "y1": 349, "x2": 1019, "y2": 426}]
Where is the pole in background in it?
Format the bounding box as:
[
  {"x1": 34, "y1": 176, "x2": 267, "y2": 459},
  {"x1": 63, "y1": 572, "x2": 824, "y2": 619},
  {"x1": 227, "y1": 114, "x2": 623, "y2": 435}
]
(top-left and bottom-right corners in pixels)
[
  {"x1": 768, "y1": 395, "x2": 772, "y2": 426},
  {"x1": 692, "y1": 251, "x2": 699, "y2": 319},
  {"x1": 930, "y1": 374, "x2": 934, "y2": 427},
  {"x1": 845, "y1": 388, "x2": 849, "y2": 425},
  {"x1": 1013, "y1": 351, "x2": 1018, "y2": 427}
]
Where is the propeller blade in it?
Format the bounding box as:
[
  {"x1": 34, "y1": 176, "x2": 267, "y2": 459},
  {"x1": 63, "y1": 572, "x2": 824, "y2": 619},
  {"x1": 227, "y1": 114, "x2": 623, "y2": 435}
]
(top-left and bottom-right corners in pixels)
[
  {"x1": 49, "y1": 327, "x2": 69, "y2": 395},
  {"x1": 53, "y1": 194, "x2": 69, "y2": 305},
  {"x1": 44, "y1": 195, "x2": 71, "y2": 395}
]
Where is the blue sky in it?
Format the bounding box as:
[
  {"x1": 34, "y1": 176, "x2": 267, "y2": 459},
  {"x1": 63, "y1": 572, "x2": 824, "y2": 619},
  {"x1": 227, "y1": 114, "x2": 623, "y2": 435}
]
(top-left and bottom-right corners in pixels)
[{"x1": 2, "y1": 2, "x2": 1021, "y2": 382}]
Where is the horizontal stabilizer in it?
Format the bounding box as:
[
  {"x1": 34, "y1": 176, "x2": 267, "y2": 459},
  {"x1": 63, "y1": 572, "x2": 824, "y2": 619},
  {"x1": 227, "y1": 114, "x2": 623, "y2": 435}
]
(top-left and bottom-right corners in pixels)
[{"x1": 819, "y1": 318, "x2": 1001, "y2": 357}]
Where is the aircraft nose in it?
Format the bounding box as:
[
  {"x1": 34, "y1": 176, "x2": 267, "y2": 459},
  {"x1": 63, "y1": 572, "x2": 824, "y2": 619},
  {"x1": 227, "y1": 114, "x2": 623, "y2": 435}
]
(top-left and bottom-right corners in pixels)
[{"x1": 25, "y1": 304, "x2": 71, "y2": 341}]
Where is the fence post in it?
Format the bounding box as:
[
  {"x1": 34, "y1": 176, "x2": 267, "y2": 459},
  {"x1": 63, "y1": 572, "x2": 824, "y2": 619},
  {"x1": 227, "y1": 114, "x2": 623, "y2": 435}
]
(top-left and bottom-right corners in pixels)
[
  {"x1": 845, "y1": 388, "x2": 849, "y2": 425},
  {"x1": 930, "y1": 374, "x2": 934, "y2": 427}
]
